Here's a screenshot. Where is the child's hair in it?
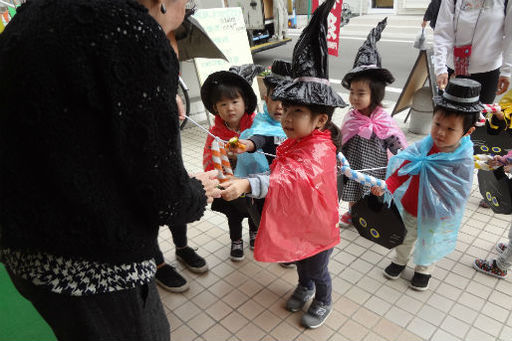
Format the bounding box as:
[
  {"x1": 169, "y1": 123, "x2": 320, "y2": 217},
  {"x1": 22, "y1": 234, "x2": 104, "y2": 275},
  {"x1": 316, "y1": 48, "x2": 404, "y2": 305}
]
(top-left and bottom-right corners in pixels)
[
  {"x1": 309, "y1": 104, "x2": 342, "y2": 153},
  {"x1": 433, "y1": 106, "x2": 479, "y2": 134},
  {"x1": 266, "y1": 85, "x2": 275, "y2": 97},
  {"x1": 210, "y1": 83, "x2": 248, "y2": 114},
  {"x1": 350, "y1": 75, "x2": 386, "y2": 113}
]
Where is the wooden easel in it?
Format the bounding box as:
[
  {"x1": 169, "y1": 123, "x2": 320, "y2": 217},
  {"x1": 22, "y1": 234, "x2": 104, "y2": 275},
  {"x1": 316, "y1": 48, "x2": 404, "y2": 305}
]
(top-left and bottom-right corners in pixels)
[{"x1": 391, "y1": 49, "x2": 437, "y2": 122}]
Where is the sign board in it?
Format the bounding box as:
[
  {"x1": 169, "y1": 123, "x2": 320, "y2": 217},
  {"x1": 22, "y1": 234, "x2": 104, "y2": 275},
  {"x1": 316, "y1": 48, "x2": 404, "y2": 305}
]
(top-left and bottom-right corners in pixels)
[
  {"x1": 391, "y1": 49, "x2": 437, "y2": 118},
  {"x1": 192, "y1": 8, "x2": 261, "y2": 113},
  {"x1": 310, "y1": 0, "x2": 343, "y2": 56}
]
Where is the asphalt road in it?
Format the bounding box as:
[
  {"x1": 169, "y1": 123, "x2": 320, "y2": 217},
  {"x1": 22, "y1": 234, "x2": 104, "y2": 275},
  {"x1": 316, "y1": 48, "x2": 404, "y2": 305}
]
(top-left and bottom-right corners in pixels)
[{"x1": 253, "y1": 35, "x2": 421, "y2": 103}]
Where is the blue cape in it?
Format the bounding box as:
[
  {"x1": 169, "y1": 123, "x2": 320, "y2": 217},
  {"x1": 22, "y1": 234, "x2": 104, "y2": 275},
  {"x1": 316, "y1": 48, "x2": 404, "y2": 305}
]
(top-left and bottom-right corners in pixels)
[
  {"x1": 387, "y1": 135, "x2": 474, "y2": 265},
  {"x1": 235, "y1": 104, "x2": 287, "y2": 177}
]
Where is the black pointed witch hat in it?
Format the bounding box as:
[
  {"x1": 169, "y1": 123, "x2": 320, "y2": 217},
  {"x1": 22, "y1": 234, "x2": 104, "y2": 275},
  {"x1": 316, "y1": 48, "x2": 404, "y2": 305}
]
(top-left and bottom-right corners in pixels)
[
  {"x1": 271, "y1": 0, "x2": 347, "y2": 109},
  {"x1": 263, "y1": 60, "x2": 293, "y2": 89},
  {"x1": 201, "y1": 64, "x2": 264, "y2": 115},
  {"x1": 342, "y1": 17, "x2": 394, "y2": 89}
]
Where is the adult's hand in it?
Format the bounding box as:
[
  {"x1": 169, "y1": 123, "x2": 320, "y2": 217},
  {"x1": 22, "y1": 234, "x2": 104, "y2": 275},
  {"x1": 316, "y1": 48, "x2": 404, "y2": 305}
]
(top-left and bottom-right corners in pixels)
[
  {"x1": 497, "y1": 76, "x2": 510, "y2": 95},
  {"x1": 191, "y1": 170, "x2": 221, "y2": 203},
  {"x1": 421, "y1": 20, "x2": 427, "y2": 28},
  {"x1": 437, "y1": 73, "x2": 448, "y2": 90}
]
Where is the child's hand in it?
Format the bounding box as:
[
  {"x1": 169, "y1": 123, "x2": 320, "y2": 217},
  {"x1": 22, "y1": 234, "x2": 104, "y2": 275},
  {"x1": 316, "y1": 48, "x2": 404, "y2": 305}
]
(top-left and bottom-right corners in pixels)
[
  {"x1": 488, "y1": 156, "x2": 505, "y2": 168},
  {"x1": 236, "y1": 139, "x2": 255, "y2": 153},
  {"x1": 494, "y1": 111, "x2": 505, "y2": 121},
  {"x1": 371, "y1": 186, "x2": 385, "y2": 197},
  {"x1": 220, "y1": 178, "x2": 251, "y2": 201}
]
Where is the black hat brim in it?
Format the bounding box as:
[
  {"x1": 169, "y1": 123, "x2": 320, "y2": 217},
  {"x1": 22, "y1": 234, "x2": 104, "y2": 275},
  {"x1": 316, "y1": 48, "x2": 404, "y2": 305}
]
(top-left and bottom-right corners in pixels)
[
  {"x1": 433, "y1": 95, "x2": 484, "y2": 113},
  {"x1": 200, "y1": 71, "x2": 257, "y2": 115},
  {"x1": 263, "y1": 76, "x2": 283, "y2": 89},
  {"x1": 342, "y1": 66, "x2": 395, "y2": 89},
  {"x1": 272, "y1": 80, "x2": 347, "y2": 109}
]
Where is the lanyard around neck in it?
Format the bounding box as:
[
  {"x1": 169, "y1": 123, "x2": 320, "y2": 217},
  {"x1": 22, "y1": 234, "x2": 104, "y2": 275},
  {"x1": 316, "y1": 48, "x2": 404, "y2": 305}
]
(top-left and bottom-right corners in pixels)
[{"x1": 454, "y1": 0, "x2": 486, "y2": 46}]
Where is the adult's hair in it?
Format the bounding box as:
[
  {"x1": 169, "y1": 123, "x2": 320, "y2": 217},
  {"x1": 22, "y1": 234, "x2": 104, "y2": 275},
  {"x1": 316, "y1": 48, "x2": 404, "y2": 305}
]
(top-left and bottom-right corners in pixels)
[
  {"x1": 210, "y1": 83, "x2": 248, "y2": 113},
  {"x1": 351, "y1": 75, "x2": 386, "y2": 113},
  {"x1": 433, "y1": 106, "x2": 479, "y2": 134}
]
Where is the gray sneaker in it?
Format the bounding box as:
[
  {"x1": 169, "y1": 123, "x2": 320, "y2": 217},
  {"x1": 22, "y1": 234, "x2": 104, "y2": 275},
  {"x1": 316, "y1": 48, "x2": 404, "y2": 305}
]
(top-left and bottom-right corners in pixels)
[
  {"x1": 286, "y1": 285, "x2": 315, "y2": 312},
  {"x1": 301, "y1": 300, "x2": 332, "y2": 329}
]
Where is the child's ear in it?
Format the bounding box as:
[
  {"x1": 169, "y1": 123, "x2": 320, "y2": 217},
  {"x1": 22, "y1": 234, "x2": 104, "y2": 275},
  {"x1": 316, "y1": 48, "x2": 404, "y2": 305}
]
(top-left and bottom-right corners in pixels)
[
  {"x1": 316, "y1": 114, "x2": 329, "y2": 128},
  {"x1": 463, "y1": 126, "x2": 476, "y2": 137}
]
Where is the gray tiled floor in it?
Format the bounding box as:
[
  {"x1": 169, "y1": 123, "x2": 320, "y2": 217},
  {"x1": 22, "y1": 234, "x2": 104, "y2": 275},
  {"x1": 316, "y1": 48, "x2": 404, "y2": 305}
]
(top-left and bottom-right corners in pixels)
[{"x1": 159, "y1": 102, "x2": 512, "y2": 341}]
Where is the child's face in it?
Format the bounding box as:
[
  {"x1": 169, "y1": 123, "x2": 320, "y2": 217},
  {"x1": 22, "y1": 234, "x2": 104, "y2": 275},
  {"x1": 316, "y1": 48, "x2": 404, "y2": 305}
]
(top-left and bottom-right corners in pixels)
[
  {"x1": 431, "y1": 111, "x2": 472, "y2": 152},
  {"x1": 265, "y1": 89, "x2": 283, "y2": 122},
  {"x1": 214, "y1": 94, "x2": 246, "y2": 128},
  {"x1": 349, "y1": 80, "x2": 372, "y2": 114},
  {"x1": 281, "y1": 105, "x2": 327, "y2": 139}
]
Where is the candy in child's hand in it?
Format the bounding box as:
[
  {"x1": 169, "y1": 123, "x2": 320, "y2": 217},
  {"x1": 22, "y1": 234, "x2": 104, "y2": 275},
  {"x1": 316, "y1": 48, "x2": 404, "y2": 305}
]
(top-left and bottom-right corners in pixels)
[{"x1": 228, "y1": 137, "x2": 246, "y2": 151}]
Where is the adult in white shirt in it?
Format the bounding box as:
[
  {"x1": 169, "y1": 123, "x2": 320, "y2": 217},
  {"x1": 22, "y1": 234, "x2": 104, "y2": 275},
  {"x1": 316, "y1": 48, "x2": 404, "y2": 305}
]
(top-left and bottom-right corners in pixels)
[{"x1": 434, "y1": 0, "x2": 511, "y2": 103}]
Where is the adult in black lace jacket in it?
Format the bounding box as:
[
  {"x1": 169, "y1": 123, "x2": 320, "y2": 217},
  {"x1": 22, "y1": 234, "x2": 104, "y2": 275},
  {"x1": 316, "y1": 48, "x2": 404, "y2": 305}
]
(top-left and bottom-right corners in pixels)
[{"x1": 0, "y1": 0, "x2": 219, "y2": 340}]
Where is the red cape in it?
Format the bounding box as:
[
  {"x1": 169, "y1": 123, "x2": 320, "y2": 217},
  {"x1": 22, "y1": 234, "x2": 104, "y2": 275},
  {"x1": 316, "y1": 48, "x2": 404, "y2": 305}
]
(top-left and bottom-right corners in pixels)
[
  {"x1": 203, "y1": 113, "x2": 255, "y2": 171},
  {"x1": 254, "y1": 129, "x2": 340, "y2": 262}
]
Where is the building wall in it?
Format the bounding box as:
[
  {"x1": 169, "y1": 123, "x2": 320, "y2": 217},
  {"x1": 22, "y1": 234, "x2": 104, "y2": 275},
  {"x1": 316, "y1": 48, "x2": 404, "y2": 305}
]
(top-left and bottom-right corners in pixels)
[
  {"x1": 396, "y1": 0, "x2": 429, "y2": 14},
  {"x1": 295, "y1": 0, "x2": 428, "y2": 15}
]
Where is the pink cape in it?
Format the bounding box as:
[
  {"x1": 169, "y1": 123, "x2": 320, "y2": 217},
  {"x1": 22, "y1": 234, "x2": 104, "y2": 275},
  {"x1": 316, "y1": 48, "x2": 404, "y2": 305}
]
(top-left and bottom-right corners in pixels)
[
  {"x1": 253, "y1": 129, "x2": 340, "y2": 263},
  {"x1": 341, "y1": 106, "x2": 407, "y2": 148}
]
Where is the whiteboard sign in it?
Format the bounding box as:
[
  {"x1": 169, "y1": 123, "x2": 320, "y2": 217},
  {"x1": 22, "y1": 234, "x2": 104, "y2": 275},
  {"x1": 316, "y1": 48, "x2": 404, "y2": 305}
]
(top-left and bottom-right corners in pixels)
[{"x1": 192, "y1": 8, "x2": 261, "y2": 111}]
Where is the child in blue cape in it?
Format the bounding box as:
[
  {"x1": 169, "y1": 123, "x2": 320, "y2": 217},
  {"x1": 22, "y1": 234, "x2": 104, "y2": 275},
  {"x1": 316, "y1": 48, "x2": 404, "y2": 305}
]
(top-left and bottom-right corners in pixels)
[
  {"x1": 233, "y1": 60, "x2": 289, "y2": 249},
  {"x1": 372, "y1": 78, "x2": 482, "y2": 291}
]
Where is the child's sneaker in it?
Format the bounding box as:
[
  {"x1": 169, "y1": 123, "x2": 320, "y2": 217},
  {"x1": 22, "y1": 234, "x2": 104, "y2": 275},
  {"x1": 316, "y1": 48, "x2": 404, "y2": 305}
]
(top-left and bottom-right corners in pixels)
[
  {"x1": 230, "y1": 240, "x2": 245, "y2": 261},
  {"x1": 301, "y1": 300, "x2": 332, "y2": 329},
  {"x1": 383, "y1": 262, "x2": 406, "y2": 280},
  {"x1": 410, "y1": 272, "x2": 431, "y2": 291},
  {"x1": 473, "y1": 259, "x2": 508, "y2": 279},
  {"x1": 249, "y1": 231, "x2": 257, "y2": 250},
  {"x1": 279, "y1": 262, "x2": 296, "y2": 268},
  {"x1": 339, "y1": 212, "x2": 352, "y2": 227},
  {"x1": 285, "y1": 285, "x2": 315, "y2": 312},
  {"x1": 496, "y1": 242, "x2": 507, "y2": 254},
  {"x1": 176, "y1": 246, "x2": 208, "y2": 273},
  {"x1": 155, "y1": 264, "x2": 189, "y2": 292}
]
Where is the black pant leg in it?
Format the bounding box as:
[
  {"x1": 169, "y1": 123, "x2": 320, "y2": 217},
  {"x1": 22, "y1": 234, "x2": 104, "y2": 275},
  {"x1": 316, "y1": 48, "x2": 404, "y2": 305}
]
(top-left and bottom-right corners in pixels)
[
  {"x1": 154, "y1": 238, "x2": 164, "y2": 265},
  {"x1": 169, "y1": 223, "x2": 187, "y2": 248},
  {"x1": 7, "y1": 270, "x2": 170, "y2": 341}
]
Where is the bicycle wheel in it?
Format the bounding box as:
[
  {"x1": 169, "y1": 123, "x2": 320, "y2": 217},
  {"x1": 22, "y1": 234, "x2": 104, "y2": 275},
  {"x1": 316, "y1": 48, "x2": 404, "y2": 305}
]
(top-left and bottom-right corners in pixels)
[{"x1": 178, "y1": 76, "x2": 190, "y2": 130}]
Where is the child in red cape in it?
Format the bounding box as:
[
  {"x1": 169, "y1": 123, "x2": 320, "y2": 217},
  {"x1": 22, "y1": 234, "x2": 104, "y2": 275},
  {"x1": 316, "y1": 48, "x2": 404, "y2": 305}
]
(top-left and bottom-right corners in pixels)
[
  {"x1": 219, "y1": 0, "x2": 347, "y2": 329},
  {"x1": 201, "y1": 64, "x2": 262, "y2": 261}
]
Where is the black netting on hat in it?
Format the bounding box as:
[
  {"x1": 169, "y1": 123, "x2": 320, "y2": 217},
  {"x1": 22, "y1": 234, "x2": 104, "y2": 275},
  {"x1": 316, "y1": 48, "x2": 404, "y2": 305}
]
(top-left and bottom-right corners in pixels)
[
  {"x1": 228, "y1": 64, "x2": 265, "y2": 85},
  {"x1": 271, "y1": 60, "x2": 292, "y2": 78},
  {"x1": 291, "y1": 0, "x2": 334, "y2": 78},
  {"x1": 353, "y1": 17, "x2": 387, "y2": 68}
]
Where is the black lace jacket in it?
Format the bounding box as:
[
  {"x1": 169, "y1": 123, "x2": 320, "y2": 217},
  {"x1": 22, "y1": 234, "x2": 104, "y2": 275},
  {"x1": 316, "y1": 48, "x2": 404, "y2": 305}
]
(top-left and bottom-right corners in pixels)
[{"x1": 0, "y1": 0, "x2": 206, "y2": 264}]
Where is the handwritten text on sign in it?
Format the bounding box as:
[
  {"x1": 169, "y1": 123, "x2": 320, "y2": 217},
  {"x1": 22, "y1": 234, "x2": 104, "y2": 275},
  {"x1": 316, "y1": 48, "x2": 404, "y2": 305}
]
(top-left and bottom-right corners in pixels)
[{"x1": 192, "y1": 8, "x2": 260, "y2": 108}]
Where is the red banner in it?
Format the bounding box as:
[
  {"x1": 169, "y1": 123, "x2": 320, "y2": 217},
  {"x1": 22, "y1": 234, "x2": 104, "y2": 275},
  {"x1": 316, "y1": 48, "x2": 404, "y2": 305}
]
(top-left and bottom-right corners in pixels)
[{"x1": 310, "y1": 0, "x2": 343, "y2": 57}]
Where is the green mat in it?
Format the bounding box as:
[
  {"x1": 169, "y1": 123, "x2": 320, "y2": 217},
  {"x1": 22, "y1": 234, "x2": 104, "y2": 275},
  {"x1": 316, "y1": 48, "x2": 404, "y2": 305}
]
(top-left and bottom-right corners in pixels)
[{"x1": 0, "y1": 264, "x2": 56, "y2": 341}]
